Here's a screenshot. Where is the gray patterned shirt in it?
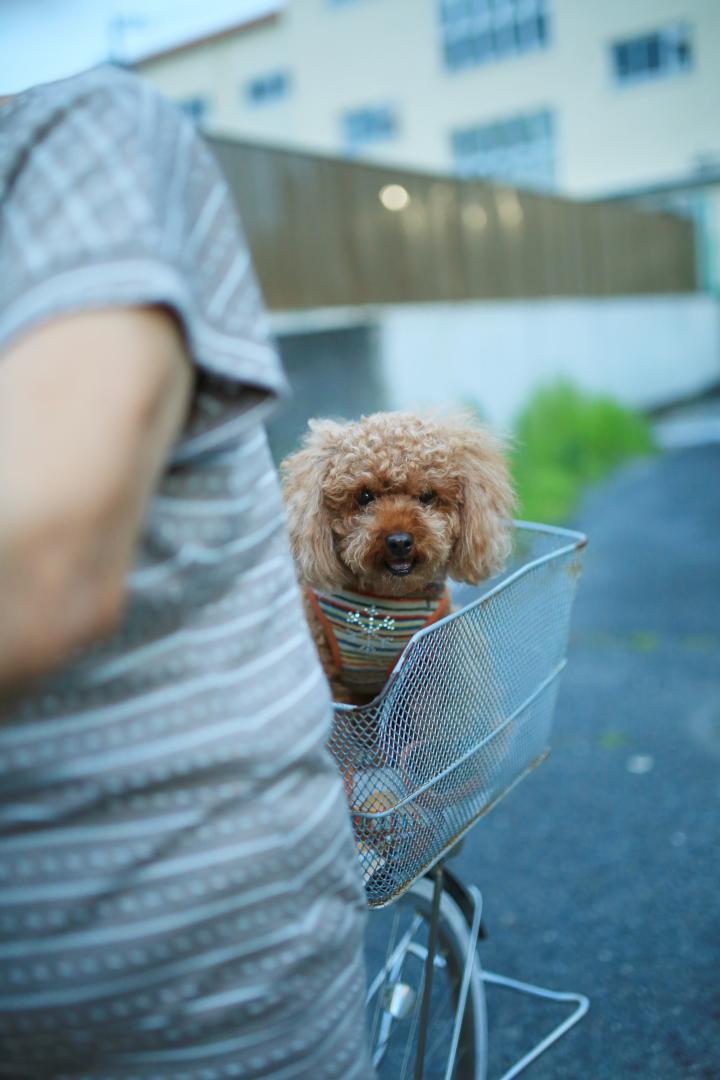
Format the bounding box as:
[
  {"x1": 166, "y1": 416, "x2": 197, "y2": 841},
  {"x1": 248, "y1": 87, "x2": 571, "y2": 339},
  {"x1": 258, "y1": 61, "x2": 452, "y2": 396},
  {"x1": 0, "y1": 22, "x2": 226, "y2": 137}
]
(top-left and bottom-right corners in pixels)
[{"x1": 0, "y1": 65, "x2": 371, "y2": 1080}]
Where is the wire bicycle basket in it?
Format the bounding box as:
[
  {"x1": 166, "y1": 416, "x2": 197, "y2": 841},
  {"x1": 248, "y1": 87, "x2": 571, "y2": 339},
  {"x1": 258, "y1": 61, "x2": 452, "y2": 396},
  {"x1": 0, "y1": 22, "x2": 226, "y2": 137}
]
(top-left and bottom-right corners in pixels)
[{"x1": 329, "y1": 522, "x2": 586, "y2": 908}]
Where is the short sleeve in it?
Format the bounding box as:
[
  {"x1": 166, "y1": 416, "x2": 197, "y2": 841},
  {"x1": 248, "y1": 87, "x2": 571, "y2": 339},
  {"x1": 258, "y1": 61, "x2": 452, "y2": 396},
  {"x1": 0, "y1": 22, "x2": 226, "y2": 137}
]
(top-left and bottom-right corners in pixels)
[{"x1": 0, "y1": 65, "x2": 288, "y2": 463}]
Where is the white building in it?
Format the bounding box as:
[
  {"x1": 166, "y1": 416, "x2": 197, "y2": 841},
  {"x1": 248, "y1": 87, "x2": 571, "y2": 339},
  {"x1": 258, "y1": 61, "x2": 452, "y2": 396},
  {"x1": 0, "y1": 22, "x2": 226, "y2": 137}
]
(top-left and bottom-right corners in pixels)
[
  {"x1": 133, "y1": 1, "x2": 720, "y2": 424},
  {"x1": 137, "y1": 1, "x2": 720, "y2": 203}
]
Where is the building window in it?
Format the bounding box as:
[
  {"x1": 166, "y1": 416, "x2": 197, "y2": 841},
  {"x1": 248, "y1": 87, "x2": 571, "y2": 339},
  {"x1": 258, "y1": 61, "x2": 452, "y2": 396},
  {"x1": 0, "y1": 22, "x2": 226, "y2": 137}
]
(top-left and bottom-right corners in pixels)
[
  {"x1": 342, "y1": 105, "x2": 398, "y2": 152},
  {"x1": 178, "y1": 97, "x2": 209, "y2": 125},
  {"x1": 245, "y1": 71, "x2": 291, "y2": 106},
  {"x1": 611, "y1": 23, "x2": 692, "y2": 85},
  {"x1": 439, "y1": 0, "x2": 550, "y2": 73},
  {"x1": 451, "y1": 108, "x2": 555, "y2": 190}
]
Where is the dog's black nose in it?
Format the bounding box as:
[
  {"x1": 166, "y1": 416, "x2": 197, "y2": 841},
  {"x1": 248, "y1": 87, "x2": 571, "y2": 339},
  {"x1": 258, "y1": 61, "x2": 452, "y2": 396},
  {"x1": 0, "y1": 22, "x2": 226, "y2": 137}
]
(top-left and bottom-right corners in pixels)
[{"x1": 386, "y1": 532, "x2": 414, "y2": 558}]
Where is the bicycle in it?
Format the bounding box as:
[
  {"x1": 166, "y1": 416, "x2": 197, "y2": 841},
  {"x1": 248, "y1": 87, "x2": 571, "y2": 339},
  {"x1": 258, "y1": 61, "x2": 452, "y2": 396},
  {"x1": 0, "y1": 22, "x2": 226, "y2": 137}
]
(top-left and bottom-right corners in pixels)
[{"x1": 328, "y1": 522, "x2": 590, "y2": 1079}]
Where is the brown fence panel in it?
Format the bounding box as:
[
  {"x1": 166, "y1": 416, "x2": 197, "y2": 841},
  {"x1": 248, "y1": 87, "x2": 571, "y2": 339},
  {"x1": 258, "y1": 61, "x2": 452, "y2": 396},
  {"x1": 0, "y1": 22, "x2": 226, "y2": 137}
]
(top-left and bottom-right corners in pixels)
[{"x1": 209, "y1": 138, "x2": 697, "y2": 310}]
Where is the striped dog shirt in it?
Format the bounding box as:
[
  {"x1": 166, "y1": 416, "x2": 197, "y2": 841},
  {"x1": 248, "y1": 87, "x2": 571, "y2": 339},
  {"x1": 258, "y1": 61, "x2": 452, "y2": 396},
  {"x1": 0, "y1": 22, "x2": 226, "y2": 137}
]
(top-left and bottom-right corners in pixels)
[{"x1": 307, "y1": 585, "x2": 451, "y2": 696}]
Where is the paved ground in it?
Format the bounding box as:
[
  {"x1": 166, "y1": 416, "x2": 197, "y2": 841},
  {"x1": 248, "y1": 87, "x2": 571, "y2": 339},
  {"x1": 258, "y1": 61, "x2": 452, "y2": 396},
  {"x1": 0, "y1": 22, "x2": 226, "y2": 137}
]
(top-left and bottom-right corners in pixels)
[
  {"x1": 454, "y1": 441, "x2": 720, "y2": 1079},
  {"x1": 367, "y1": 433, "x2": 719, "y2": 1078},
  {"x1": 653, "y1": 389, "x2": 720, "y2": 451}
]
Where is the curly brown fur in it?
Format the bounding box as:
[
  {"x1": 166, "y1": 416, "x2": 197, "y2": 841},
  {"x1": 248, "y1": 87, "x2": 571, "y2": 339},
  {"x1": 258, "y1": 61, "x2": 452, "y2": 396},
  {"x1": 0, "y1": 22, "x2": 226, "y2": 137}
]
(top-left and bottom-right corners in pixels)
[{"x1": 281, "y1": 411, "x2": 514, "y2": 704}]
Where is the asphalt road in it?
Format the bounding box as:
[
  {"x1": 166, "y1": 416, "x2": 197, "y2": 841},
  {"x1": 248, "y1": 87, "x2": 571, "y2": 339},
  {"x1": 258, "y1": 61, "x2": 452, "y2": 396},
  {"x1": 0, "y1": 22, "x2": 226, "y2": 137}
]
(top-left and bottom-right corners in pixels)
[{"x1": 369, "y1": 442, "x2": 720, "y2": 1079}]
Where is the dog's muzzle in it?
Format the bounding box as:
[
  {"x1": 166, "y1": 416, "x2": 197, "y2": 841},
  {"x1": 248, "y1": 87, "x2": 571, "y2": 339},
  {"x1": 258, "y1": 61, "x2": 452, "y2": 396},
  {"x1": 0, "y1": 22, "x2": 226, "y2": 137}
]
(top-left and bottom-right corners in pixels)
[{"x1": 385, "y1": 532, "x2": 415, "y2": 575}]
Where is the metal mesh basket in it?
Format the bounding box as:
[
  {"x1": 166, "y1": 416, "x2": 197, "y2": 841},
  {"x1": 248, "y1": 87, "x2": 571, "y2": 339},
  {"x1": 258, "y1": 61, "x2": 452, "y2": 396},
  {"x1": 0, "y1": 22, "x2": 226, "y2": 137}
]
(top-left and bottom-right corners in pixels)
[{"x1": 328, "y1": 522, "x2": 586, "y2": 908}]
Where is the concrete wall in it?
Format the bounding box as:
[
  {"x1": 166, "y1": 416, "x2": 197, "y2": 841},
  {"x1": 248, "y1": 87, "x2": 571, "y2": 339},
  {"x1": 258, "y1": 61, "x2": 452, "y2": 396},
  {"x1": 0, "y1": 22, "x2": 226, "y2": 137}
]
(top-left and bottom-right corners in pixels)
[
  {"x1": 270, "y1": 295, "x2": 720, "y2": 435},
  {"x1": 266, "y1": 323, "x2": 383, "y2": 462},
  {"x1": 380, "y1": 296, "x2": 720, "y2": 427}
]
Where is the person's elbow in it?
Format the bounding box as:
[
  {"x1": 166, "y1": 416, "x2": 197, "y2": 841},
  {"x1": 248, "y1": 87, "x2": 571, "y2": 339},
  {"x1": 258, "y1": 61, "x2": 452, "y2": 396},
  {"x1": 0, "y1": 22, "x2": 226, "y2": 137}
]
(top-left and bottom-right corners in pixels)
[
  {"x1": 0, "y1": 305, "x2": 192, "y2": 691},
  {"x1": 0, "y1": 504, "x2": 129, "y2": 688}
]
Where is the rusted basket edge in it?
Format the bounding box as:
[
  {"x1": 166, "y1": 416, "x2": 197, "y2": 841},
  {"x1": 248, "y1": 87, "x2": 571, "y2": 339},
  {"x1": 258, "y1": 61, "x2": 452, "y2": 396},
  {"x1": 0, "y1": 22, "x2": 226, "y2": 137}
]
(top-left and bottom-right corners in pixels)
[{"x1": 364, "y1": 750, "x2": 551, "y2": 909}]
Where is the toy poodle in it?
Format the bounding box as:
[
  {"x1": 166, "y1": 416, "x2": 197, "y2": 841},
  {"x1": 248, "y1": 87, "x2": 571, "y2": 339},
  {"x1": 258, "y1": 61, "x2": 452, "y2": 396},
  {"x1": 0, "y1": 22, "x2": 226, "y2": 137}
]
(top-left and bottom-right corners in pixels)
[{"x1": 281, "y1": 411, "x2": 515, "y2": 707}]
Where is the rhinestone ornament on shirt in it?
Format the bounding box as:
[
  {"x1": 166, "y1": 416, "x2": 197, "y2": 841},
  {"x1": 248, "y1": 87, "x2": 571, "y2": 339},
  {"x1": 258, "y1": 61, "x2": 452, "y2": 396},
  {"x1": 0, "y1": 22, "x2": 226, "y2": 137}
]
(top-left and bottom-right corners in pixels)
[{"x1": 347, "y1": 605, "x2": 397, "y2": 652}]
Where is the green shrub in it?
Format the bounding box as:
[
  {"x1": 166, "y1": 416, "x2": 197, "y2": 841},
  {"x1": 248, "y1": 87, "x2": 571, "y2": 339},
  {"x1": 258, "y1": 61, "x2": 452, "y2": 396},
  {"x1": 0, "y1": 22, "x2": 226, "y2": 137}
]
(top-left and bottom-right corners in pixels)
[{"x1": 512, "y1": 382, "x2": 655, "y2": 523}]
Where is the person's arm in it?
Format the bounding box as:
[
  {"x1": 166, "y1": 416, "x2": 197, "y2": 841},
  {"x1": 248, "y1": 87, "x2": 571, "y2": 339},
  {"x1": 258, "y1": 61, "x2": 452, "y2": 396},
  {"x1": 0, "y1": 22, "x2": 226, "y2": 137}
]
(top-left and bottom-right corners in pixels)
[{"x1": 0, "y1": 306, "x2": 193, "y2": 690}]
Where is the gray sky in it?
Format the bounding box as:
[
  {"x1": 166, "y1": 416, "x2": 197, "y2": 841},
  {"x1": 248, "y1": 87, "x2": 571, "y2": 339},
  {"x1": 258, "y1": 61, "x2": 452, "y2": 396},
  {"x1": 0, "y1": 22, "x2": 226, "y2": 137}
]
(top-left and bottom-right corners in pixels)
[{"x1": 0, "y1": 0, "x2": 284, "y2": 92}]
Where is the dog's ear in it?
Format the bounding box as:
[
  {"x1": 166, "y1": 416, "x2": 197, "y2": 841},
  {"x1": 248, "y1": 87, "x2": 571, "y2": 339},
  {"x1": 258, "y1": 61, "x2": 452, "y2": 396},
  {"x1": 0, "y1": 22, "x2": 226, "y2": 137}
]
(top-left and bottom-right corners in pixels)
[
  {"x1": 446, "y1": 418, "x2": 515, "y2": 584},
  {"x1": 280, "y1": 419, "x2": 345, "y2": 589}
]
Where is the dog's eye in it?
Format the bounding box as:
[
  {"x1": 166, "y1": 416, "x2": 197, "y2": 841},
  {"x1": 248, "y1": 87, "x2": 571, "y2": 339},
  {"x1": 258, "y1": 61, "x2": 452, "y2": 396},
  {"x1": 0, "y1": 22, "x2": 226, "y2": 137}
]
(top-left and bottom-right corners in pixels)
[
  {"x1": 357, "y1": 489, "x2": 375, "y2": 508},
  {"x1": 418, "y1": 491, "x2": 435, "y2": 505}
]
